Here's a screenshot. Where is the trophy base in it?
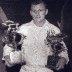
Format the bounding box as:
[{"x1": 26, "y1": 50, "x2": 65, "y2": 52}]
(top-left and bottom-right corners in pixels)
[{"x1": 46, "y1": 55, "x2": 60, "y2": 70}]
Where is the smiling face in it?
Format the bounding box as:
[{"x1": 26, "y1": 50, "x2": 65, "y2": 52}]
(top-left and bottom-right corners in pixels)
[{"x1": 30, "y1": 3, "x2": 48, "y2": 23}]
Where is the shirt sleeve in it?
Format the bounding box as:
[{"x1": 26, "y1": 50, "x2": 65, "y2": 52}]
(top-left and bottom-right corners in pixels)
[
  {"x1": 3, "y1": 44, "x2": 22, "y2": 67},
  {"x1": 10, "y1": 50, "x2": 22, "y2": 64},
  {"x1": 3, "y1": 44, "x2": 14, "y2": 57}
]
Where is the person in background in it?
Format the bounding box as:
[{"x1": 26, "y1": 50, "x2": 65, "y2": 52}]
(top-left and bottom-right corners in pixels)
[{"x1": 3, "y1": 0, "x2": 69, "y2": 72}]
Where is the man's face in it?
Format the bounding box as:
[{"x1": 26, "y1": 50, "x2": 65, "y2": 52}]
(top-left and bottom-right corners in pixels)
[{"x1": 30, "y1": 3, "x2": 48, "y2": 22}]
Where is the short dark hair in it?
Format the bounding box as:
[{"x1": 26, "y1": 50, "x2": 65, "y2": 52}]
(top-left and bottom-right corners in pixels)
[{"x1": 31, "y1": 0, "x2": 47, "y2": 9}]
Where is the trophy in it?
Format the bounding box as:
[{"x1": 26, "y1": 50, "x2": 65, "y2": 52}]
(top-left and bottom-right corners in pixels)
[
  {"x1": 2, "y1": 20, "x2": 22, "y2": 50},
  {"x1": 46, "y1": 33, "x2": 67, "y2": 70}
]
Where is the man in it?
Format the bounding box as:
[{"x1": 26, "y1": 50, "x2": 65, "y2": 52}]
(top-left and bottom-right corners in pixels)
[{"x1": 3, "y1": 0, "x2": 69, "y2": 72}]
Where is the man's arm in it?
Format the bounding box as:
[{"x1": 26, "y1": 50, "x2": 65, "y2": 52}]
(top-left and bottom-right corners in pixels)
[
  {"x1": 58, "y1": 41, "x2": 69, "y2": 63},
  {"x1": 3, "y1": 44, "x2": 22, "y2": 67},
  {"x1": 50, "y1": 25, "x2": 69, "y2": 70},
  {"x1": 56, "y1": 41, "x2": 69, "y2": 70}
]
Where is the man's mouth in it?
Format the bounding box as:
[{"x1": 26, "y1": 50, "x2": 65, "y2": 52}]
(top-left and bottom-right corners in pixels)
[{"x1": 36, "y1": 16, "x2": 41, "y2": 19}]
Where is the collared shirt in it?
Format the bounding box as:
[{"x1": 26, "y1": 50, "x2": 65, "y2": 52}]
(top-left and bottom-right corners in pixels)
[
  {"x1": 3, "y1": 20, "x2": 69, "y2": 72},
  {"x1": 17, "y1": 20, "x2": 68, "y2": 65}
]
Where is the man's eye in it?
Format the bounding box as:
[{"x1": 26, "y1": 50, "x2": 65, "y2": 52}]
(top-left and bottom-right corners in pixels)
[
  {"x1": 32, "y1": 10, "x2": 36, "y2": 13},
  {"x1": 39, "y1": 10, "x2": 43, "y2": 11}
]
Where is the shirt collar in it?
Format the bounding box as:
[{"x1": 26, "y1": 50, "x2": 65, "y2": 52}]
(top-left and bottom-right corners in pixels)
[{"x1": 30, "y1": 19, "x2": 50, "y2": 28}]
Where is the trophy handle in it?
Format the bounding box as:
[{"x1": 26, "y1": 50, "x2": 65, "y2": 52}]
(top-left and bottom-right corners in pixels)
[{"x1": 17, "y1": 33, "x2": 25, "y2": 45}]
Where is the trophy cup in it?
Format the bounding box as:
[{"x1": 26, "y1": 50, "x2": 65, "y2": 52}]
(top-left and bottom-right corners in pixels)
[
  {"x1": 2, "y1": 21, "x2": 22, "y2": 50},
  {"x1": 46, "y1": 33, "x2": 67, "y2": 70}
]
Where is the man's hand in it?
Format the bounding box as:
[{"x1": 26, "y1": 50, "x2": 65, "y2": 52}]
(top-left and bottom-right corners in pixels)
[
  {"x1": 56, "y1": 57, "x2": 67, "y2": 70},
  {"x1": 5, "y1": 55, "x2": 14, "y2": 67}
]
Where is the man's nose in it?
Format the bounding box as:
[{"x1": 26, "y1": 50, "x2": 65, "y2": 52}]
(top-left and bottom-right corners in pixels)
[{"x1": 35, "y1": 11, "x2": 40, "y2": 16}]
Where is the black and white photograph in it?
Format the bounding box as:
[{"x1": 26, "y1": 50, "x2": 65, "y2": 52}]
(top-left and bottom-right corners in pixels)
[{"x1": 0, "y1": 0, "x2": 72, "y2": 72}]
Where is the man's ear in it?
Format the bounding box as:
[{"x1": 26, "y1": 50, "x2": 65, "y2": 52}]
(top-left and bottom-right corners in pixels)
[
  {"x1": 46, "y1": 9, "x2": 48, "y2": 15},
  {"x1": 30, "y1": 10, "x2": 32, "y2": 16}
]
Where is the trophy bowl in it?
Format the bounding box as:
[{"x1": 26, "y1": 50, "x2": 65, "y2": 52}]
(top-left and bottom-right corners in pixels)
[
  {"x1": 2, "y1": 21, "x2": 22, "y2": 50},
  {"x1": 47, "y1": 43, "x2": 64, "y2": 70},
  {"x1": 46, "y1": 33, "x2": 67, "y2": 70}
]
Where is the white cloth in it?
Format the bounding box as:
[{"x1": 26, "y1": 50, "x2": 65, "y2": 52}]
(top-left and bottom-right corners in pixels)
[{"x1": 3, "y1": 20, "x2": 69, "y2": 72}]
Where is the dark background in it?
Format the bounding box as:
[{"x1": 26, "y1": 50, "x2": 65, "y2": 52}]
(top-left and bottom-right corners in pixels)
[
  {"x1": 0, "y1": 0, "x2": 69, "y2": 24},
  {"x1": 0, "y1": 0, "x2": 72, "y2": 33},
  {"x1": 0, "y1": 0, "x2": 72, "y2": 72}
]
